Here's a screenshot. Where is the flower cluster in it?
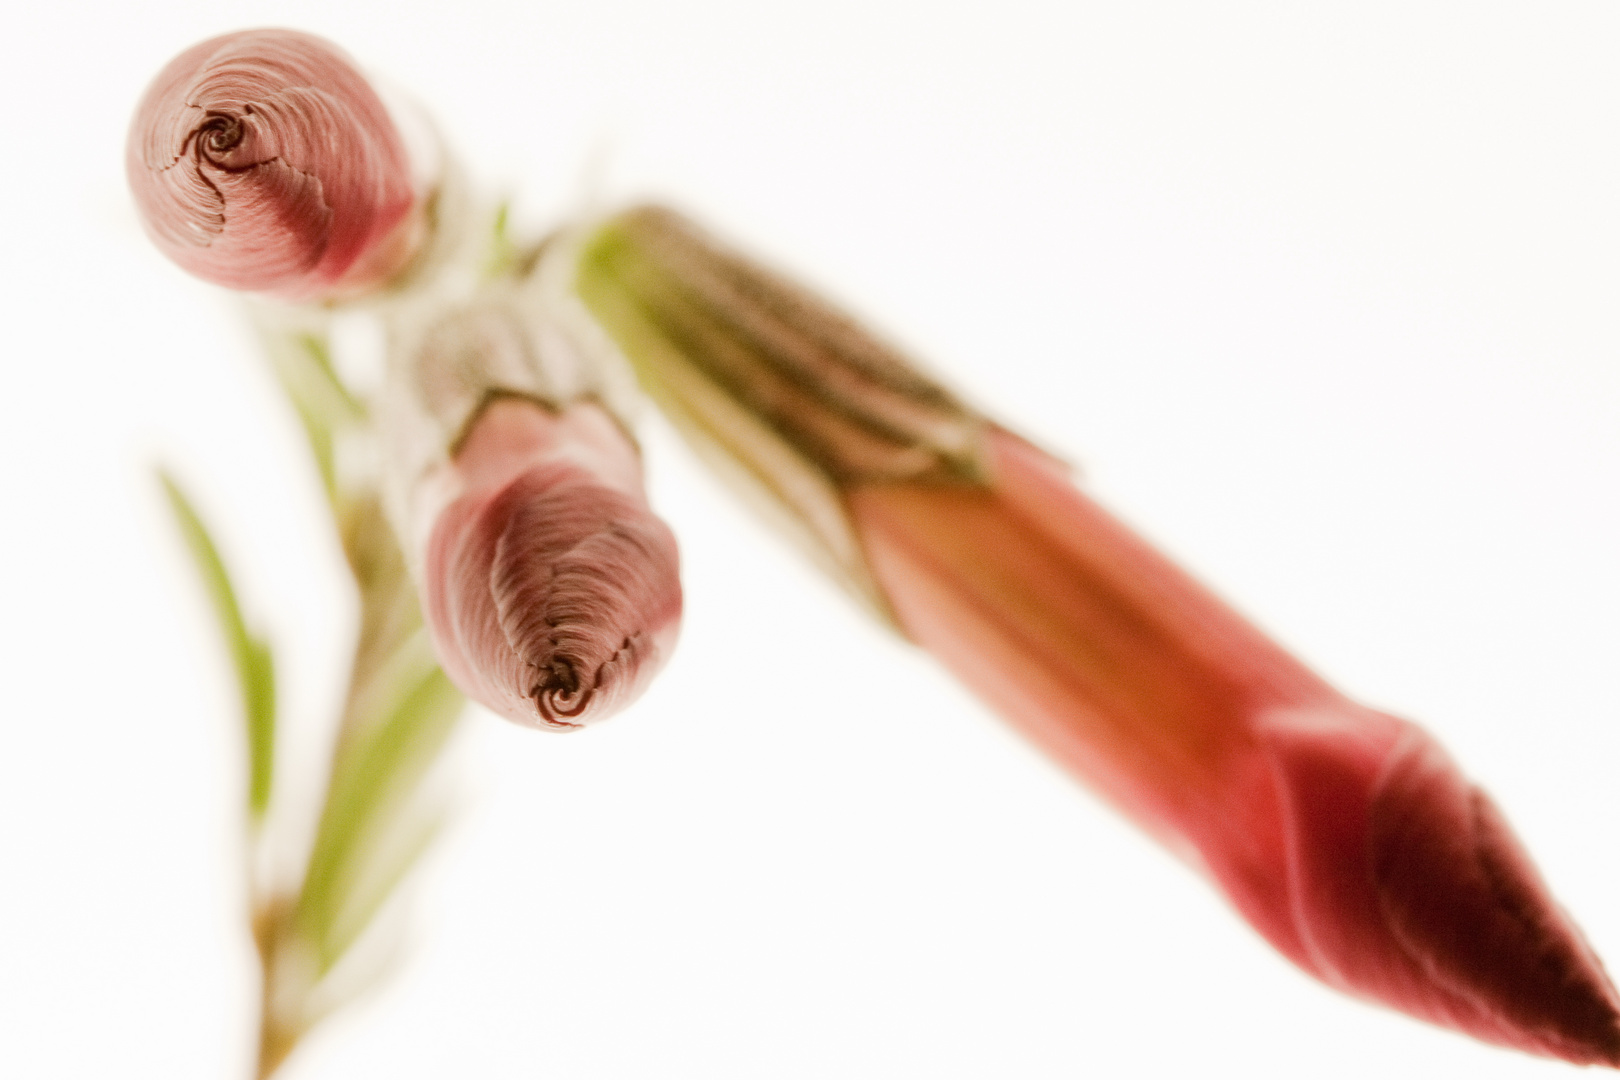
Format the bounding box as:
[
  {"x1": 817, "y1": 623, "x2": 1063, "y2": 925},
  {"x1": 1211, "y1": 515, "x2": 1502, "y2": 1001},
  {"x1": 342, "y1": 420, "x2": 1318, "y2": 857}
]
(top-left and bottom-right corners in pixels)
[
  {"x1": 130, "y1": 29, "x2": 682, "y2": 733},
  {"x1": 131, "y1": 29, "x2": 1620, "y2": 1073}
]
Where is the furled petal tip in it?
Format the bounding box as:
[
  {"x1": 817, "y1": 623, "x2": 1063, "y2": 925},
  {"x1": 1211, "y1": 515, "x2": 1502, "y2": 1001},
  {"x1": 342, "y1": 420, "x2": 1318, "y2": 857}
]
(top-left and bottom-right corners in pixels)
[
  {"x1": 422, "y1": 397, "x2": 682, "y2": 731},
  {"x1": 126, "y1": 28, "x2": 419, "y2": 300},
  {"x1": 1254, "y1": 711, "x2": 1620, "y2": 1065}
]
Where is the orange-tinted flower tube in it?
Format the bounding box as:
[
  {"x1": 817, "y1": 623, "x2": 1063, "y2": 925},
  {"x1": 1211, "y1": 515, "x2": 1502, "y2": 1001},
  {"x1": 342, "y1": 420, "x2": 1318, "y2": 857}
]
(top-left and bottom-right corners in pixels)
[
  {"x1": 573, "y1": 205, "x2": 1620, "y2": 1065},
  {"x1": 127, "y1": 29, "x2": 421, "y2": 301},
  {"x1": 852, "y1": 429, "x2": 1620, "y2": 1063}
]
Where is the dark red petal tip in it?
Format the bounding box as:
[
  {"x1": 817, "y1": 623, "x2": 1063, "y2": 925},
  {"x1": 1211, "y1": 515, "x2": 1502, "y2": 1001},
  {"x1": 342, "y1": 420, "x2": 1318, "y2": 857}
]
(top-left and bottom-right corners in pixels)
[
  {"x1": 1371, "y1": 732, "x2": 1620, "y2": 1065},
  {"x1": 1258, "y1": 711, "x2": 1620, "y2": 1066}
]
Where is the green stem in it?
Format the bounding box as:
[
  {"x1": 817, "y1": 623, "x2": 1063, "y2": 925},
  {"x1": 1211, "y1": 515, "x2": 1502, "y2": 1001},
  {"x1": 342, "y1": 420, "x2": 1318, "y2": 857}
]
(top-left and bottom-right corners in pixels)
[{"x1": 245, "y1": 317, "x2": 463, "y2": 1079}]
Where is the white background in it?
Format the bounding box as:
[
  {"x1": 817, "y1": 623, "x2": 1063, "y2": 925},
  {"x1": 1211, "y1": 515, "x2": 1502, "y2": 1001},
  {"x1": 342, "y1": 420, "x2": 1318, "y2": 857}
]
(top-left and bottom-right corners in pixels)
[{"x1": 4, "y1": 3, "x2": 1620, "y2": 1077}]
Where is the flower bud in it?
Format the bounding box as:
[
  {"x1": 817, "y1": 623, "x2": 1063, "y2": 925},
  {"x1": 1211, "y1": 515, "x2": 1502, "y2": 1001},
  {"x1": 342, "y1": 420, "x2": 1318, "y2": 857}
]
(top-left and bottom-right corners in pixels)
[
  {"x1": 421, "y1": 397, "x2": 682, "y2": 730},
  {"x1": 852, "y1": 425, "x2": 1620, "y2": 1066},
  {"x1": 127, "y1": 29, "x2": 420, "y2": 300},
  {"x1": 574, "y1": 205, "x2": 1620, "y2": 1065}
]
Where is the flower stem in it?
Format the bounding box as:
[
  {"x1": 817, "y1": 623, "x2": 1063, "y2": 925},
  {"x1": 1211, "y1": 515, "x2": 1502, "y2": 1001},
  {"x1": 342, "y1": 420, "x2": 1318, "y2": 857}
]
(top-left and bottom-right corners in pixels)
[{"x1": 243, "y1": 315, "x2": 464, "y2": 1078}]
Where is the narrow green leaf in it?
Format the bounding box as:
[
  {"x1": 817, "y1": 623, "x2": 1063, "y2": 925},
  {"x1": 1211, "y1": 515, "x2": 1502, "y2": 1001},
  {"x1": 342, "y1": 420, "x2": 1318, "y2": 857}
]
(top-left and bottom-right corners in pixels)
[
  {"x1": 244, "y1": 639, "x2": 276, "y2": 816},
  {"x1": 158, "y1": 470, "x2": 277, "y2": 817},
  {"x1": 295, "y1": 333, "x2": 367, "y2": 422},
  {"x1": 324, "y1": 809, "x2": 447, "y2": 976},
  {"x1": 296, "y1": 637, "x2": 463, "y2": 972},
  {"x1": 260, "y1": 328, "x2": 368, "y2": 508},
  {"x1": 294, "y1": 400, "x2": 338, "y2": 507},
  {"x1": 481, "y1": 201, "x2": 522, "y2": 281}
]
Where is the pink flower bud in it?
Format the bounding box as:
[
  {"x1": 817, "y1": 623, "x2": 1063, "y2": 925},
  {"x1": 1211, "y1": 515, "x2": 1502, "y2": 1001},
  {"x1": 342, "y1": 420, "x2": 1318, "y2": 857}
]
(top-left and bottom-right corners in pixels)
[
  {"x1": 421, "y1": 397, "x2": 682, "y2": 730},
  {"x1": 126, "y1": 29, "x2": 419, "y2": 301}
]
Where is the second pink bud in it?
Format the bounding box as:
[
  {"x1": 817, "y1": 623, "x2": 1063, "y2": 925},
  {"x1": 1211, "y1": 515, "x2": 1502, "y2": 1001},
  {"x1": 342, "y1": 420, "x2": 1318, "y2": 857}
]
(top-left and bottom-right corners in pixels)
[{"x1": 422, "y1": 398, "x2": 682, "y2": 730}]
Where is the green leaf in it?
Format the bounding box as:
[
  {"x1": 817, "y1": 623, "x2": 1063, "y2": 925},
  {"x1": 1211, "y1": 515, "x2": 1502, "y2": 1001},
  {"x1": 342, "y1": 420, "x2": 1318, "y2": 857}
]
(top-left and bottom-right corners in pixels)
[
  {"x1": 294, "y1": 333, "x2": 367, "y2": 422},
  {"x1": 322, "y1": 807, "x2": 447, "y2": 979},
  {"x1": 260, "y1": 328, "x2": 368, "y2": 508},
  {"x1": 158, "y1": 470, "x2": 277, "y2": 818},
  {"x1": 295, "y1": 632, "x2": 463, "y2": 973},
  {"x1": 483, "y1": 201, "x2": 520, "y2": 280}
]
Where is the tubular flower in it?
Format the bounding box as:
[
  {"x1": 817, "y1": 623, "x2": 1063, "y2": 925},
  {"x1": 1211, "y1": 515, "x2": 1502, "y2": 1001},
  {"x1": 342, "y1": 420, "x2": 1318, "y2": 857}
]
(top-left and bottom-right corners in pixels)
[
  {"x1": 571, "y1": 205, "x2": 1620, "y2": 1065},
  {"x1": 387, "y1": 276, "x2": 681, "y2": 731},
  {"x1": 127, "y1": 29, "x2": 421, "y2": 301}
]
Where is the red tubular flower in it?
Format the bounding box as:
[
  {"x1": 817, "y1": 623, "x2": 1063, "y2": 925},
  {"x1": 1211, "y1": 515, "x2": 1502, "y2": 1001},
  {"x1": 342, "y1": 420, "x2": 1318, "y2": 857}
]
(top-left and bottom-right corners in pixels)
[
  {"x1": 573, "y1": 205, "x2": 1620, "y2": 1065},
  {"x1": 127, "y1": 29, "x2": 420, "y2": 301},
  {"x1": 850, "y1": 429, "x2": 1620, "y2": 1064},
  {"x1": 421, "y1": 397, "x2": 682, "y2": 730}
]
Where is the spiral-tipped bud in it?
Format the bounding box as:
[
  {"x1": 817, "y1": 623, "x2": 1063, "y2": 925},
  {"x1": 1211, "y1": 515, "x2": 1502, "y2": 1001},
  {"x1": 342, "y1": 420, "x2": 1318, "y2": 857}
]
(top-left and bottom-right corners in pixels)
[
  {"x1": 421, "y1": 398, "x2": 682, "y2": 730},
  {"x1": 127, "y1": 29, "x2": 420, "y2": 300}
]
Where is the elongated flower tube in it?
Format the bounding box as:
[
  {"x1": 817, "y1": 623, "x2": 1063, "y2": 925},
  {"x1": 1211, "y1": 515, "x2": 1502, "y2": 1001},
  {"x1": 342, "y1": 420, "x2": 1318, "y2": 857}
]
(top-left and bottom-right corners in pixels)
[
  {"x1": 386, "y1": 269, "x2": 682, "y2": 730},
  {"x1": 571, "y1": 205, "x2": 1620, "y2": 1065},
  {"x1": 127, "y1": 29, "x2": 422, "y2": 301}
]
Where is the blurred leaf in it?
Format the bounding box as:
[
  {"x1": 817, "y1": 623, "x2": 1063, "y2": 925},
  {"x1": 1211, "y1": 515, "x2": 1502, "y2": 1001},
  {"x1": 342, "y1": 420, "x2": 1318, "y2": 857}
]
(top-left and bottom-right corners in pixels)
[
  {"x1": 484, "y1": 201, "x2": 520, "y2": 280},
  {"x1": 158, "y1": 470, "x2": 277, "y2": 818},
  {"x1": 258, "y1": 325, "x2": 368, "y2": 508},
  {"x1": 324, "y1": 808, "x2": 447, "y2": 983},
  {"x1": 296, "y1": 631, "x2": 463, "y2": 973},
  {"x1": 335, "y1": 496, "x2": 422, "y2": 684},
  {"x1": 295, "y1": 333, "x2": 367, "y2": 421}
]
